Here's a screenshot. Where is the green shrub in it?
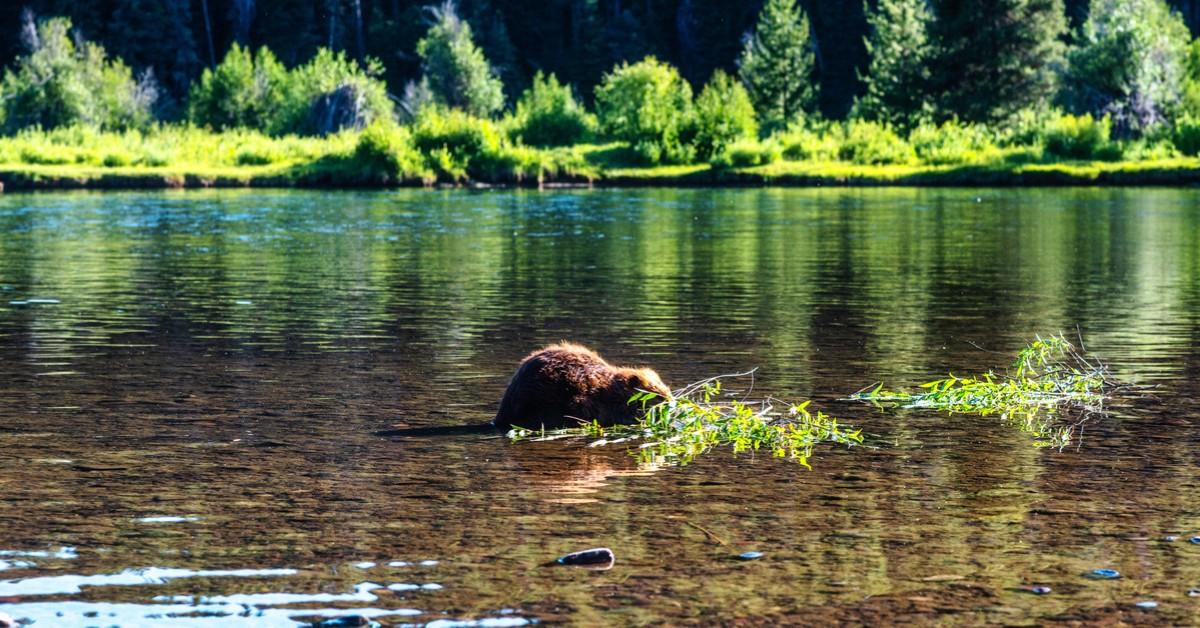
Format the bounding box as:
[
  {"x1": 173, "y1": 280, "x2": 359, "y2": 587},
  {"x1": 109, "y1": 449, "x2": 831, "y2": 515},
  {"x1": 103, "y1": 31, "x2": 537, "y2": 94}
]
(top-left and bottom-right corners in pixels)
[
  {"x1": 187, "y1": 44, "x2": 291, "y2": 133},
  {"x1": 510, "y1": 72, "x2": 596, "y2": 147},
  {"x1": 907, "y1": 120, "x2": 998, "y2": 165},
  {"x1": 234, "y1": 143, "x2": 284, "y2": 166},
  {"x1": 1041, "y1": 113, "x2": 1122, "y2": 160},
  {"x1": 101, "y1": 151, "x2": 133, "y2": 167},
  {"x1": 411, "y1": 107, "x2": 503, "y2": 178},
  {"x1": 351, "y1": 122, "x2": 426, "y2": 182},
  {"x1": 1172, "y1": 114, "x2": 1200, "y2": 156},
  {"x1": 0, "y1": 16, "x2": 156, "y2": 133},
  {"x1": 839, "y1": 120, "x2": 913, "y2": 164},
  {"x1": 425, "y1": 146, "x2": 466, "y2": 180},
  {"x1": 712, "y1": 140, "x2": 780, "y2": 168},
  {"x1": 1185, "y1": 39, "x2": 1200, "y2": 117},
  {"x1": 286, "y1": 49, "x2": 393, "y2": 135},
  {"x1": 594, "y1": 56, "x2": 695, "y2": 165},
  {"x1": 415, "y1": 1, "x2": 505, "y2": 117},
  {"x1": 692, "y1": 70, "x2": 758, "y2": 161},
  {"x1": 138, "y1": 150, "x2": 171, "y2": 167},
  {"x1": 187, "y1": 45, "x2": 391, "y2": 136},
  {"x1": 1063, "y1": 0, "x2": 1190, "y2": 136},
  {"x1": 1122, "y1": 137, "x2": 1179, "y2": 160},
  {"x1": 776, "y1": 124, "x2": 840, "y2": 162},
  {"x1": 19, "y1": 146, "x2": 72, "y2": 165}
]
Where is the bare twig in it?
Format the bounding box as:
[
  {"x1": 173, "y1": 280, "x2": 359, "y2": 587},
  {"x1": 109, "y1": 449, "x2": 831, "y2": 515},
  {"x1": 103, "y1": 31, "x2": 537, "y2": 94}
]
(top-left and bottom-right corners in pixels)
[
  {"x1": 671, "y1": 367, "x2": 758, "y2": 399},
  {"x1": 684, "y1": 521, "x2": 728, "y2": 546}
]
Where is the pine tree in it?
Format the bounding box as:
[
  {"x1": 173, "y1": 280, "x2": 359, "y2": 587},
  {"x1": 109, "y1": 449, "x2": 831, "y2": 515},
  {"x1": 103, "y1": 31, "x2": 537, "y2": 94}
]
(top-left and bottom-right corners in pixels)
[
  {"x1": 737, "y1": 0, "x2": 816, "y2": 132},
  {"x1": 929, "y1": 0, "x2": 1068, "y2": 123},
  {"x1": 415, "y1": 1, "x2": 505, "y2": 117},
  {"x1": 855, "y1": 0, "x2": 934, "y2": 128}
]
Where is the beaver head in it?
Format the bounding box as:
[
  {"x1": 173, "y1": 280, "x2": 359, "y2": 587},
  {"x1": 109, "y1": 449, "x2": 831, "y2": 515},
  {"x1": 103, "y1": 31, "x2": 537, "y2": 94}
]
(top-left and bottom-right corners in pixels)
[{"x1": 621, "y1": 367, "x2": 673, "y2": 403}]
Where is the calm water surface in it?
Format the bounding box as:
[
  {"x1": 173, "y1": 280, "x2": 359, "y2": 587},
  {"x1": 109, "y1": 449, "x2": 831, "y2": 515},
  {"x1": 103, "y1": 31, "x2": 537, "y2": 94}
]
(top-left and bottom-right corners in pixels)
[{"x1": 0, "y1": 188, "x2": 1198, "y2": 626}]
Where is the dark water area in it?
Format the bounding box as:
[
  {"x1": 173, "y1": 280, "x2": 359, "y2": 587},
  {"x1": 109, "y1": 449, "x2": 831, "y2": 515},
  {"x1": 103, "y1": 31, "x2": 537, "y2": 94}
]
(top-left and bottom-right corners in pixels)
[{"x1": 0, "y1": 188, "x2": 1198, "y2": 626}]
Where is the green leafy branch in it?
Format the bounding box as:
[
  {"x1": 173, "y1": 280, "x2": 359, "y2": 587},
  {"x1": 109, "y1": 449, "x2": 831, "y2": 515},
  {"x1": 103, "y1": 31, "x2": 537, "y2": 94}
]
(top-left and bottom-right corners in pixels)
[
  {"x1": 508, "y1": 376, "x2": 862, "y2": 469},
  {"x1": 848, "y1": 334, "x2": 1116, "y2": 448}
]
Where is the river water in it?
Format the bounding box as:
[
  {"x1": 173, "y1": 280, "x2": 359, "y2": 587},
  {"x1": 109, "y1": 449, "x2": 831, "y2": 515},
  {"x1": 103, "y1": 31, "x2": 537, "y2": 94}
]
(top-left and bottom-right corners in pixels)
[{"x1": 0, "y1": 188, "x2": 1197, "y2": 625}]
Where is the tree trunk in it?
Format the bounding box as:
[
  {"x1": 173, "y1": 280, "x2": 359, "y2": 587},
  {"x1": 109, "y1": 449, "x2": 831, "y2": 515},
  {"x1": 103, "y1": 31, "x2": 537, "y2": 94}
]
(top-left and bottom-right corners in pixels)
[
  {"x1": 200, "y1": 0, "x2": 216, "y2": 67},
  {"x1": 352, "y1": 0, "x2": 365, "y2": 61},
  {"x1": 230, "y1": 0, "x2": 256, "y2": 44},
  {"x1": 328, "y1": 0, "x2": 339, "y2": 49}
]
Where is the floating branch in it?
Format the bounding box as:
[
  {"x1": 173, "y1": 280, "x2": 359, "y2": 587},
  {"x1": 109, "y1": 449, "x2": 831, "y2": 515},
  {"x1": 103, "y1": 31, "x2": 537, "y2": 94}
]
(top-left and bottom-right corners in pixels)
[
  {"x1": 847, "y1": 334, "x2": 1117, "y2": 448},
  {"x1": 508, "y1": 375, "x2": 862, "y2": 469}
]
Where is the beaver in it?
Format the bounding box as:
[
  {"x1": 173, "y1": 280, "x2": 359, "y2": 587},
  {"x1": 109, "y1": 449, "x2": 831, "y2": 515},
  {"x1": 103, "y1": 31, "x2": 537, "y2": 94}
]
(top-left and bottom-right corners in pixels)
[{"x1": 493, "y1": 343, "x2": 672, "y2": 430}]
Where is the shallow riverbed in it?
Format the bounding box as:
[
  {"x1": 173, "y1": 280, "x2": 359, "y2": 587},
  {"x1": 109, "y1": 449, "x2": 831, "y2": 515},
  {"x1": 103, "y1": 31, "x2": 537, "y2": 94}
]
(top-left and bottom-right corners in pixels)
[{"x1": 0, "y1": 188, "x2": 1198, "y2": 625}]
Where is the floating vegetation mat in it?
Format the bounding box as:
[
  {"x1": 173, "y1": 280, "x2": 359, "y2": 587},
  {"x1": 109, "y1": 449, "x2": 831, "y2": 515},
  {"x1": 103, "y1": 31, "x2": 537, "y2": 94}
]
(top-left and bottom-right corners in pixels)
[
  {"x1": 847, "y1": 334, "x2": 1117, "y2": 448},
  {"x1": 508, "y1": 376, "x2": 863, "y2": 468}
]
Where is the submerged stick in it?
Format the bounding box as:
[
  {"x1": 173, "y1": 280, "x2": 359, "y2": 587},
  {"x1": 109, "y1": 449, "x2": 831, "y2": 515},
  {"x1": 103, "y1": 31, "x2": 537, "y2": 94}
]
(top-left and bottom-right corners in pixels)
[{"x1": 685, "y1": 520, "x2": 728, "y2": 546}]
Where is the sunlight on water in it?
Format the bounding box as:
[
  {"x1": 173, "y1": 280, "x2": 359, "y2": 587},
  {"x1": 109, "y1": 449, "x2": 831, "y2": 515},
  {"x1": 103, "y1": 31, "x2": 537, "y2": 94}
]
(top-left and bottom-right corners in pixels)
[{"x1": 0, "y1": 567, "x2": 299, "y2": 596}]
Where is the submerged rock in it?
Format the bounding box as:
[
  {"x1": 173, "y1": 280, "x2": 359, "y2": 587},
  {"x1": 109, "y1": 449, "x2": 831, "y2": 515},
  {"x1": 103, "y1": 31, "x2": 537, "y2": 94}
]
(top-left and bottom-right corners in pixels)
[
  {"x1": 311, "y1": 617, "x2": 372, "y2": 627},
  {"x1": 556, "y1": 547, "x2": 615, "y2": 568}
]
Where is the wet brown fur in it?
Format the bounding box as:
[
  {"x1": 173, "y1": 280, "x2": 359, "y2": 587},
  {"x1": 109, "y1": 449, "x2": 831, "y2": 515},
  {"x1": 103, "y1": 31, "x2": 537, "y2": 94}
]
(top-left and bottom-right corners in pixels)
[{"x1": 493, "y1": 343, "x2": 672, "y2": 430}]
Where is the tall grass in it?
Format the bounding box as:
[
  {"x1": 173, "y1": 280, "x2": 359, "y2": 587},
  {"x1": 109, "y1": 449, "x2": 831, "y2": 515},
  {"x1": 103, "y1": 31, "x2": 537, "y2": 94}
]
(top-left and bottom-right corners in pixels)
[
  {"x1": 0, "y1": 120, "x2": 596, "y2": 185},
  {"x1": 3, "y1": 108, "x2": 1200, "y2": 187}
]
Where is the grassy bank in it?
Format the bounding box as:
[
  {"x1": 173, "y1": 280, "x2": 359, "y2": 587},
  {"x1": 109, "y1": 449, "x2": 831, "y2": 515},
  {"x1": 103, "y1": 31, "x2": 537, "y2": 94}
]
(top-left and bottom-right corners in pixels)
[{"x1": 2, "y1": 125, "x2": 1200, "y2": 191}]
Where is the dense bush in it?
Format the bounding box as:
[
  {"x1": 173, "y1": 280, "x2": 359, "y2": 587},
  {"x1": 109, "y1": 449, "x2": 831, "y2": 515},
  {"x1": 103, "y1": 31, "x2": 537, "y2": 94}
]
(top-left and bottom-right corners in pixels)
[
  {"x1": 414, "y1": 1, "x2": 505, "y2": 118},
  {"x1": 286, "y1": 49, "x2": 393, "y2": 135},
  {"x1": 1040, "y1": 113, "x2": 1122, "y2": 160},
  {"x1": 187, "y1": 44, "x2": 290, "y2": 133},
  {"x1": 907, "y1": 120, "x2": 997, "y2": 165},
  {"x1": 351, "y1": 122, "x2": 428, "y2": 182},
  {"x1": 0, "y1": 15, "x2": 156, "y2": 133},
  {"x1": 775, "y1": 124, "x2": 840, "y2": 162},
  {"x1": 711, "y1": 139, "x2": 780, "y2": 168},
  {"x1": 509, "y1": 72, "x2": 596, "y2": 147},
  {"x1": 1063, "y1": 0, "x2": 1191, "y2": 136},
  {"x1": 410, "y1": 106, "x2": 503, "y2": 179},
  {"x1": 839, "y1": 120, "x2": 914, "y2": 164},
  {"x1": 1172, "y1": 114, "x2": 1200, "y2": 156},
  {"x1": 691, "y1": 70, "x2": 758, "y2": 161},
  {"x1": 1184, "y1": 40, "x2": 1200, "y2": 117},
  {"x1": 187, "y1": 46, "x2": 390, "y2": 136},
  {"x1": 594, "y1": 57, "x2": 695, "y2": 164}
]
